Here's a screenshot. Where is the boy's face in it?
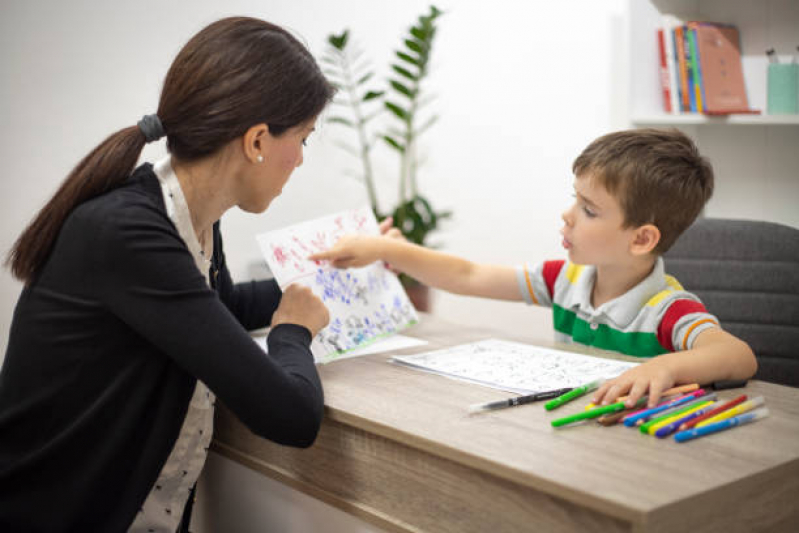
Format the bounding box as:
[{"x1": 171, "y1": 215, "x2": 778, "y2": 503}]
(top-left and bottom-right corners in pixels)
[{"x1": 560, "y1": 174, "x2": 640, "y2": 267}]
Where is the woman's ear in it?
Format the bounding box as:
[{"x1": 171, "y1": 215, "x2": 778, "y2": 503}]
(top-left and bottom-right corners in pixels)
[
  {"x1": 630, "y1": 224, "x2": 661, "y2": 256},
  {"x1": 242, "y1": 123, "x2": 270, "y2": 163}
]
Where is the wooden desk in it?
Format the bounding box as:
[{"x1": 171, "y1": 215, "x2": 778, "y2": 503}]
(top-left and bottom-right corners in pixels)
[{"x1": 212, "y1": 314, "x2": 799, "y2": 533}]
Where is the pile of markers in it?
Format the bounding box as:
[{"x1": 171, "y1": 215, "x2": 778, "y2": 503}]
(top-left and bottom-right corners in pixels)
[{"x1": 545, "y1": 381, "x2": 769, "y2": 442}]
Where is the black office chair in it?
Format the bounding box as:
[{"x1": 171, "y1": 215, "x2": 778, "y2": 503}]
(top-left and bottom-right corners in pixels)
[{"x1": 664, "y1": 218, "x2": 799, "y2": 387}]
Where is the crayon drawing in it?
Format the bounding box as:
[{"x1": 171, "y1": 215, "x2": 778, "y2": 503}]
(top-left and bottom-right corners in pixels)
[
  {"x1": 392, "y1": 339, "x2": 638, "y2": 394},
  {"x1": 256, "y1": 207, "x2": 418, "y2": 363}
]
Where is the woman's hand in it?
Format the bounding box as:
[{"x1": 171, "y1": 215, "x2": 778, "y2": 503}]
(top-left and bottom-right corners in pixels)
[
  {"x1": 271, "y1": 284, "x2": 330, "y2": 338},
  {"x1": 592, "y1": 358, "x2": 677, "y2": 408}
]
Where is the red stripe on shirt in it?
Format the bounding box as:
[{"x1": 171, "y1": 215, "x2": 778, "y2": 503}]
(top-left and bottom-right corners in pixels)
[
  {"x1": 657, "y1": 299, "x2": 708, "y2": 352},
  {"x1": 542, "y1": 260, "x2": 565, "y2": 300}
]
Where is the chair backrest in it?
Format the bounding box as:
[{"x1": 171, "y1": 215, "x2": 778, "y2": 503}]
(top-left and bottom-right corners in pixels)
[{"x1": 664, "y1": 218, "x2": 799, "y2": 387}]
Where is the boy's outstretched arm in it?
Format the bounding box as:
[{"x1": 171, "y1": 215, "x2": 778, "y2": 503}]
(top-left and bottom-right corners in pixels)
[
  {"x1": 309, "y1": 235, "x2": 523, "y2": 301},
  {"x1": 592, "y1": 328, "x2": 758, "y2": 408}
]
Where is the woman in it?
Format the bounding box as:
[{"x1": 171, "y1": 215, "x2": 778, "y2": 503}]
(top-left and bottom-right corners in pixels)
[{"x1": 0, "y1": 17, "x2": 334, "y2": 532}]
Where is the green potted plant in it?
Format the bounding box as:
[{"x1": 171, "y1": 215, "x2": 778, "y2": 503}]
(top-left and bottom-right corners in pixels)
[{"x1": 322, "y1": 5, "x2": 450, "y2": 310}]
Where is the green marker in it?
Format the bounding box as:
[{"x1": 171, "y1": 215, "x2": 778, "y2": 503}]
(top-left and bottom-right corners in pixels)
[
  {"x1": 551, "y1": 396, "x2": 647, "y2": 428},
  {"x1": 544, "y1": 379, "x2": 603, "y2": 411}
]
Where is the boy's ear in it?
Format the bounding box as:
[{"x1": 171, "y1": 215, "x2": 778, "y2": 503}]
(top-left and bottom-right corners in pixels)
[{"x1": 630, "y1": 224, "x2": 661, "y2": 256}]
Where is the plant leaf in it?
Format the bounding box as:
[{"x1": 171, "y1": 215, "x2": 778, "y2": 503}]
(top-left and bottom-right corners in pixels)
[
  {"x1": 383, "y1": 135, "x2": 406, "y2": 153},
  {"x1": 327, "y1": 30, "x2": 349, "y2": 50},
  {"x1": 410, "y1": 26, "x2": 427, "y2": 41},
  {"x1": 390, "y1": 80, "x2": 415, "y2": 98},
  {"x1": 385, "y1": 102, "x2": 409, "y2": 121},
  {"x1": 404, "y1": 39, "x2": 425, "y2": 54},
  {"x1": 395, "y1": 51, "x2": 420, "y2": 66},
  {"x1": 413, "y1": 114, "x2": 439, "y2": 137},
  {"x1": 327, "y1": 117, "x2": 355, "y2": 127},
  {"x1": 391, "y1": 65, "x2": 417, "y2": 81},
  {"x1": 357, "y1": 72, "x2": 374, "y2": 86},
  {"x1": 332, "y1": 140, "x2": 359, "y2": 156},
  {"x1": 362, "y1": 90, "x2": 384, "y2": 102}
]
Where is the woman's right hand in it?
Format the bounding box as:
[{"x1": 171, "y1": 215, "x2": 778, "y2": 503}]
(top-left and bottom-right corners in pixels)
[{"x1": 271, "y1": 284, "x2": 330, "y2": 338}]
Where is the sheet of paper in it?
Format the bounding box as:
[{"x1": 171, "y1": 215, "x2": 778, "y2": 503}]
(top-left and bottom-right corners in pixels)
[
  {"x1": 256, "y1": 207, "x2": 419, "y2": 363},
  {"x1": 392, "y1": 339, "x2": 638, "y2": 394},
  {"x1": 253, "y1": 333, "x2": 427, "y2": 359}
]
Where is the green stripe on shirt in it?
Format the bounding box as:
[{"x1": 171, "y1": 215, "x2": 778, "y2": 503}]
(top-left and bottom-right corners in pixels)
[{"x1": 553, "y1": 304, "x2": 669, "y2": 358}]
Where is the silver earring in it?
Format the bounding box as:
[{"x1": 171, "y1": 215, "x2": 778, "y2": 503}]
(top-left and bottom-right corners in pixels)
[{"x1": 256, "y1": 155, "x2": 264, "y2": 163}]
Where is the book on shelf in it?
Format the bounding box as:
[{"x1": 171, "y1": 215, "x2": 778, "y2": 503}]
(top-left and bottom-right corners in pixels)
[
  {"x1": 694, "y1": 22, "x2": 754, "y2": 114},
  {"x1": 686, "y1": 22, "x2": 705, "y2": 113},
  {"x1": 656, "y1": 17, "x2": 757, "y2": 116},
  {"x1": 659, "y1": 15, "x2": 681, "y2": 114},
  {"x1": 656, "y1": 29, "x2": 673, "y2": 113}
]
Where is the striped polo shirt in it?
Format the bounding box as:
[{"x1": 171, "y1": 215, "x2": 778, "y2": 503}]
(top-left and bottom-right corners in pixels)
[{"x1": 516, "y1": 257, "x2": 719, "y2": 357}]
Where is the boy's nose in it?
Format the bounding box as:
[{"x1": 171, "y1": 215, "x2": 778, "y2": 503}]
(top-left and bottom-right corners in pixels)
[{"x1": 562, "y1": 206, "x2": 574, "y2": 226}]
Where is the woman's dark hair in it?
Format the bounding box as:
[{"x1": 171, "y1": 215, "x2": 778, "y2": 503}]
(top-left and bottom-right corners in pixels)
[{"x1": 7, "y1": 17, "x2": 334, "y2": 283}]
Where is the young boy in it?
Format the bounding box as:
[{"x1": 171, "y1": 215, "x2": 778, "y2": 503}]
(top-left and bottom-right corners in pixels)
[{"x1": 311, "y1": 129, "x2": 757, "y2": 408}]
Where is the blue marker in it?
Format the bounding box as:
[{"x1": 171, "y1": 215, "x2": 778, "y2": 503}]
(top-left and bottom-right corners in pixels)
[
  {"x1": 623, "y1": 390, "x2": 706, "y2": 427},
  {"x1": 654, "y1": 403, "x2": 717, "y2": 438},
  {"x1": 673, "y1": 407, "x2": 770, "y2": 443}
]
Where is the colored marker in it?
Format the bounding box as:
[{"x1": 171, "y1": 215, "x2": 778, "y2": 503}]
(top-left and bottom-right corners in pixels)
[
  {"x1": 645, "y1": 401, "x2": 714, "y2": 435},
  {"x1": 597, "y1": 408, "x2": 640, "y2": 426},
  {"x1": 679, "y1": 394, "x2": 748, "y2": 430},
  {"x1": 469, "y1": 387, "x2": 574, "y2": 414},
  {"x1": 544, "y1": 379, "x2": 603, "y2": 411},
  {"x1": 695, "y1": 396, "x2": 765, "y2": 428},
  {"x1": 655, "y1": 403, "x2": 720, "y2": 438},
  {"x1": 674, "y1": 407, "x2": 769, "y2": 443},
  {"x1": 638, "y1": 392, "x2": 717, "y2": 425},
  {"x1": 551, "y1": 397, "x2": 647, "y2": 428},
  {"x1": 585, "y1": 383, "x2": 699, "y2": 410},
  {"x1": 623, "y1": 389, "x2": 707, "y2": 426}
]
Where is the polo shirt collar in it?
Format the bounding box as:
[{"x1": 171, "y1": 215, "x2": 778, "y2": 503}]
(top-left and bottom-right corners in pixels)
[{"x1": 560, "y1": 257, "x2": 666, "y2": 328}]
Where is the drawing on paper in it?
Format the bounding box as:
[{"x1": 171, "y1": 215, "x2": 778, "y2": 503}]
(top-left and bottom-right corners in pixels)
[
  {"x1": 256, "y1": 207, "x2": 418, "y2": 362},
  {"x1": 392, "y1": 339, "x2": 638, "y2": 394}
]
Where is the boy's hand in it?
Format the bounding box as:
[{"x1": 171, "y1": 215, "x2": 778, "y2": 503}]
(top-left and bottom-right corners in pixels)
[
  {"x1": 271, "y1": 284, "x2": 330, "y2": 338},
  {"x1": 592, "y1": 359, "x2": 677, "y2": 408},
  {"x1": 309, "y1": 235, "x2": 385, "y2": 268},
  {"x1": 309, "y1": 217, "x2": 405, "y2": 269}
]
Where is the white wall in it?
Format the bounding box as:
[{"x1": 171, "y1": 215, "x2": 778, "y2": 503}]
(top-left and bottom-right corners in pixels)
[
  {"x1": 0, "y1": 0, "x2": 631, "y2": 362},
  {"x1": 3, "y1": 1, "x2": 796, "y2": 531}
]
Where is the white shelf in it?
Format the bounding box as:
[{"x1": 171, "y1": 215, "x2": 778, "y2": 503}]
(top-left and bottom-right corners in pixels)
[
  {"x1": 627, "y1": 0, "x2": 799, "y2": 231},
  {"x1": 632, "y1": 114, "x2": 799, "y2": 126}
]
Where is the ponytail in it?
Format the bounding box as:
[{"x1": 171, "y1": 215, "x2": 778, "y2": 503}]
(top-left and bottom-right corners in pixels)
[
  {"x1": 7, "y1": 16, "x2": 334, "y2": 284},
  {"x1": 6, "y1": 126, "x2": 147, "y2": 283}
]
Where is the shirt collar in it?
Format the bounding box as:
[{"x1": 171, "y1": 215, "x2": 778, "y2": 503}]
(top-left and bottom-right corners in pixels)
[
  {"x1": 560, "y1": 257, "x2": 668, "y2": 328},
  {"x1": 152, "y1": 156, "x2": 212, "y2": 283}
]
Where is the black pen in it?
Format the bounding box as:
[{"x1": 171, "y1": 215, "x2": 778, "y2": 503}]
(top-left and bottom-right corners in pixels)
[{"x1": 468, "y1": 388, "x2": 574, "y2": 414}]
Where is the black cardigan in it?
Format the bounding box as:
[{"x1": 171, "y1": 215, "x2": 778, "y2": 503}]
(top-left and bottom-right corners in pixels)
[{"x1": 0, "y1": 164, "x2": 324, "y2": 532}]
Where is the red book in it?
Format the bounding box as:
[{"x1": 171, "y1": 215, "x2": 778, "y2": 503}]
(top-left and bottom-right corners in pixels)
[{"x1": 657, "y1": 29, "x2": 673, "y2": 113}]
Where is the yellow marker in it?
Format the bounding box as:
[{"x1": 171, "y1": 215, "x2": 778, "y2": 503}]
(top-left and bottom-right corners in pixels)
[
  {"x1": 695, "y1": 396, "x2": 765, "y2": 428},
  {"x1": 647, "y1": 401, "x2": 714, "y2": 435}
]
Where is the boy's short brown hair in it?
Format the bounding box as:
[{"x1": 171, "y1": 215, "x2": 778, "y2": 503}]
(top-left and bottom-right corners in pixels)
[{"x1": 572, "y1": 128, "x2": 714, "y2": 254}]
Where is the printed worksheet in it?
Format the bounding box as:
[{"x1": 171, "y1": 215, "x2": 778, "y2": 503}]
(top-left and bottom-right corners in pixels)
[
  {"x1": 392, "y1": 339, "x2": 638, "y2": 394},
  {"x1": 256, "y1": 207, "x2": 418, "y2": 363}
]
